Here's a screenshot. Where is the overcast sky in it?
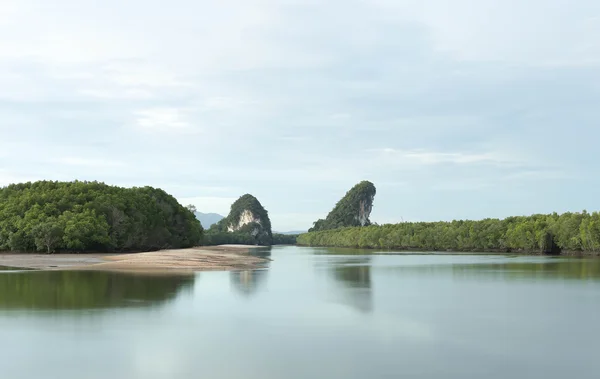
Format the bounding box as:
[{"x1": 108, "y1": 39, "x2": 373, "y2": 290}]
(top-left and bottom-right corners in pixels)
[{"x1": 1, "y1": 0, "x2": 599, "y2": 231}]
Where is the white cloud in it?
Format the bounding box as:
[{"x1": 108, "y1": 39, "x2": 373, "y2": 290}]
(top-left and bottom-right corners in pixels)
[
  {"x1": 79, "y1": 88, "x2": 154, "y2": 100},
  {"x1": 133, "y1": 108, "x2": 197, "y2": 133},
  {"x1": 372, "y1": 148, "x2": 515, "y2": 166},
  {"x1": 373, "y1": 0, "x2": 600, "y2": 65},
  {"x1": 0, "y1": 169, "x2": 41, "y2": 187},
  {"x1": 329, "y1": 113, "x2": 352, "y2": 120},
  {"x1": 54, "y1": 157, "x2": 125, "y2": 168},
  {"x1": 0, "y1": 0, "x2": 598, "y2": 229},
  {"x1": 203, "y1": 97, "x2": 242, "y2": 111},
  {"x1": 101, "y1": 61, "x2": 191, "y2": 88},
  {"x1": 177, "y1": 196, "x2": 238, "y2": 215}
]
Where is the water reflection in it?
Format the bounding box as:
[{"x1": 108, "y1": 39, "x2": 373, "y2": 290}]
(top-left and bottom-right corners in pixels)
[
  {"x1": 230, "y1": 269, "x2": 269, "y2": 296},
  {"x1": 2, "y1": 248, "x2": 600, "y2": 379},
  {"x1": 330, "y1": 258, "x2": 373, "y2": 312},
  {"x1": 0, "y1": 270, "x2": 195, "y2": 310},
  {"x1": 229, "y1": 248, "x2": 271, "y2": 296},
  {"x1": 0, "y1": 266, "x2": 30, "y2": 271},
  {"x1": 380, "y1": 258, "x2": 600, "y2": 281},
  {"x1": 452, "y1": 260, "x2": 600, "y2": 281}
]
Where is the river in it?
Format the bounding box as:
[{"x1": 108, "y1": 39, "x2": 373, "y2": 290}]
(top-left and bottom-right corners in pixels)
[{"x1": 1, "y1": 246, "x2": 600, "y2": 378}]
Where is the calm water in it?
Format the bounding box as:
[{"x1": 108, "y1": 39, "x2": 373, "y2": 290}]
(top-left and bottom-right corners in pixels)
[{"x1": 2, "y1": 246, "x2": 600, "y2": 379}]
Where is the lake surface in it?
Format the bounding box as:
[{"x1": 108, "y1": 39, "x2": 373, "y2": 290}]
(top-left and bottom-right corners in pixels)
[{"x1": 2, "y1": 246, "x2": 600, "y2": 379}]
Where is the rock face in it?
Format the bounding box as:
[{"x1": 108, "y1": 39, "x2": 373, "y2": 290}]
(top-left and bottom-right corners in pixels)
[
  {"x1": 210, "y1": 194, "x2": 273, "y2": 245},
  {"x1": 309, "y1": 181, "x2": 376, "y2": 232},
  {"x1": 227, "y1": 209, "x2": 261, "y2": 232},
  {"x1": 357, "y1": 197, "x2": 374, "y2": 226}
]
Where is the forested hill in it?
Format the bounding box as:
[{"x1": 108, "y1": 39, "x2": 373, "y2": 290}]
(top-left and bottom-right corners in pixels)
[
  {"x1": 310, "y1": 181, "x2": 376, "y2": 232},
  {"x1": 0, "y1": 181, "x2": 203, "y2": 253},
  {"x1": 297, "y1": 211, "x2": 600, "y2": 255}
]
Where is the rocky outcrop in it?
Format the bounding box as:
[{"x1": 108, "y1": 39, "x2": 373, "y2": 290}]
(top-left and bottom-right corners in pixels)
[
  {"x1": 227, "y1": 209, "x2": 261, "y2": 232},
  {"x1": 309, "y1": 181, "x2": 376, "y2": 232},
  {"x1": 357, "y1": 197, "x2": 374, "y2": 226},
  {"x1": 208, "y1": 194, "x2": 273, "y2": 245}
]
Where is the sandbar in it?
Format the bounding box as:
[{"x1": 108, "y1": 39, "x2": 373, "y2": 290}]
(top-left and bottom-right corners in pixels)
[{"x1": 0, "y1": 245, "x2": 269, "y2": 273}]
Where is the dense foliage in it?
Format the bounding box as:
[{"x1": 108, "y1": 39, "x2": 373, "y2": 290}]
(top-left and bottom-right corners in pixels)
[
  {"x1": 205, "y1": 194, "x2": 273, "y2": 245},
  {"x1": 310, "y1": 181, "x2": 376, "y2": 232},
  {"x1": 0, "y1": 181, "x2": 203, "y2": 253},
  {"x1": 298, "y1": 211, "x2": 600, "y2": 254}
]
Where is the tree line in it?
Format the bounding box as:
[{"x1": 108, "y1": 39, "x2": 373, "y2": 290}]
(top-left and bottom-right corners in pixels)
[
  {"x1": 0, "y1": 181, "x2": 203, "y2": 253},
  {"x1": 297, "y1": 211, "x2": 600, "y2": 254}
]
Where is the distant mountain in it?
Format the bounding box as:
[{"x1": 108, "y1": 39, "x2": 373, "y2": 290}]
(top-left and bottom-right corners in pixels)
[
  {"x1": 274, "y1": 231, "x2": 307, "y2": 235},
  {"x1": 195, "y1": 212, "x2": 225, "y2": 229}
]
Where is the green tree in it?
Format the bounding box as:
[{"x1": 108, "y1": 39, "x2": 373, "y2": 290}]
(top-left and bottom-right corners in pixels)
[
  {"x1": 60, "y1": 210, "x2": 110, "y2": 251},
  {"x1": 32, "y1": 221, "x2": 63, "y2": 254}
]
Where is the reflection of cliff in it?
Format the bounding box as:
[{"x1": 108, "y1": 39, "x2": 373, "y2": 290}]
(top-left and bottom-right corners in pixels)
[
  {"x1": 229, "y1": 248, "x2": 271, "y2": 296},
  {"x1": 0, "y1": 271, "x2": 194, "y2": 310},
  {"x1": 331, "y1": 258, "x2": 373, "y2": 313},
  {"x1": 230, "y1": 269, "x2": 269, "y2": 296}
]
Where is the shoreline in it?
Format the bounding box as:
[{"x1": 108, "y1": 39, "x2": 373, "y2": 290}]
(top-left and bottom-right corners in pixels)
[{"x1": 0, "y1": 245, "x2": 270, "y2": 273}]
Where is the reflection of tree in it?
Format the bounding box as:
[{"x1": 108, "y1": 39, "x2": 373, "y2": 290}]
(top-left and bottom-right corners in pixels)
[
  {"x1": 229, "y1": 248, "x2": 271, "y2": 297},
  {"x1": 451, "y1": 260, "x2": 600, "y2": 281},
  {"x1": 331, "y1": 258, "x2": 373, "y2": 313},
  {"x1": 0, "y1": 271, "x2": 195, "y2": 310},
  {"x1": 377, "y1": 259, "x2": 600, "y2": 281},
  {"x1": 246, "y1": 247, "x2": 272, "y2": 261}
]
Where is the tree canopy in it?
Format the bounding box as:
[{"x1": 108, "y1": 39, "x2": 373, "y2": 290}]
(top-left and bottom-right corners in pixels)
[
  {"x1": 0, "y1": 181, "x2": 203, "y2": 253},
  {"x1": 310, "y1": 181, "x2": 376, "y2": 232}
]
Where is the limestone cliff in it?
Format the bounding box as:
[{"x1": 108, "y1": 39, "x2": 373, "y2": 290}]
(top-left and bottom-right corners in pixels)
[
  {"x1": 227, "y1": 209, "x2": 262, "y2": 232},
  {"x1": 209, "y1": 194, "x2": 273, "y2": 245},
  {"x1": 309, "y1": 181, "x2": 376, "y2": 232}
]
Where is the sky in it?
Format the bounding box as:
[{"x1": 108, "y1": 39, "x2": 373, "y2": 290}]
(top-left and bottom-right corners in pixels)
[{"x1": 1, "y1": 0, "x2": 599, "y2": 231}]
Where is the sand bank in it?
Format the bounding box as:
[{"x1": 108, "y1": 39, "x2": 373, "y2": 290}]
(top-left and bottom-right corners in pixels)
[{"x1": 0, "y1": 245, "x2": 269, "y2": 273}]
